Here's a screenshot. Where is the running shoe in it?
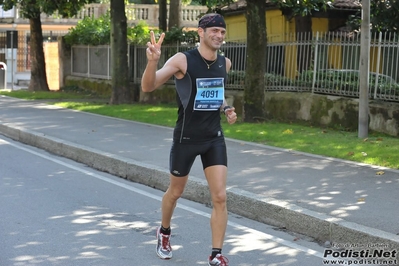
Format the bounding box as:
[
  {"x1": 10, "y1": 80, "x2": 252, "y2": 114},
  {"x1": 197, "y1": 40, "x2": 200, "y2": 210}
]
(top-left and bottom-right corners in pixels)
[
  {"x1": 208, "y1": 254, "x2": 229, "y2": 266},
  {"x1": 156, "y1": 226, "x2": 172, "y2": 259}
]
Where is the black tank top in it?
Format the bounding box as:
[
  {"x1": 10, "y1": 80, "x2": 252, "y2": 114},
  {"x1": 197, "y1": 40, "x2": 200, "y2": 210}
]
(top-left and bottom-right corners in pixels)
[{"x1": 173, "y1": 48, "x2": 227, "y2": 143}]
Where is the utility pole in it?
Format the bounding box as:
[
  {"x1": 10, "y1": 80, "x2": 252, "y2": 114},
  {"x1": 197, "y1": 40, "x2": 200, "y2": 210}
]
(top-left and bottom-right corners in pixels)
[{"x1": 358, "y1": 0, "x2": 370, "y2": 138}]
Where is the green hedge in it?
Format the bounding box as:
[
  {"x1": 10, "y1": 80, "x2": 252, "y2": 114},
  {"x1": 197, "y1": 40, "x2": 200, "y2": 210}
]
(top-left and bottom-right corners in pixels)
[{"x1": 64, "y1": 13, "x2": 198, "y2": 47}]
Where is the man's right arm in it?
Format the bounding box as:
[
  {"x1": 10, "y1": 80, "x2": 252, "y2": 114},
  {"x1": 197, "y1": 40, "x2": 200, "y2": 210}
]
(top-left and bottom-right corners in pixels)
[
  {"x1": 142, "y1": 53, "x2": 186, "y2": 92},
  {"x1": 141, "y1": 60, "x2": 160, "y2": 92},
  {"x1": 141, "y1": 31, "x2": 167, "y2": 92}
]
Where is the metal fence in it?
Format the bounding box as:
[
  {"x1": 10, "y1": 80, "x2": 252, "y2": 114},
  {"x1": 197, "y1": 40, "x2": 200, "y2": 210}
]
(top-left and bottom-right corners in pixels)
[
  {"x1": 71, "y1": 45, "x2": 112, "y2": 79},
  {"x1": 0, "y1": 30, "x2": 68, "y2": 87},
  {"x1": 71, "y1": 31, "x2": 399, "y2": 103},
  {"x1": 21, "y1": 31, "x2": 68, "y2": 71}
]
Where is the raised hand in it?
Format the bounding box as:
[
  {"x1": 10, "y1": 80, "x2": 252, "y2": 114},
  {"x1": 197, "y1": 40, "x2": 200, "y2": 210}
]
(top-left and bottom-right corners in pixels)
[{"x1": 146, "y1": 31, "x2": 165, "y2": 61}]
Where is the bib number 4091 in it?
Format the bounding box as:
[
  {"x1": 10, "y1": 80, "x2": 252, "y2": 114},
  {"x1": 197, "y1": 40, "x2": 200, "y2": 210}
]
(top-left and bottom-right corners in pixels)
[{"x1": 201, "y1": 90, "x2": 219, "y2": 98}]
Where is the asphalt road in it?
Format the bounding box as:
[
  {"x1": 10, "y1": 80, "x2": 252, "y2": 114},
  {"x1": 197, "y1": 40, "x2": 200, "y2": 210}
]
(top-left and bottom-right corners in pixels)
[{"x1": 0, "y1": 135, "x2": 330, "y2": 266}]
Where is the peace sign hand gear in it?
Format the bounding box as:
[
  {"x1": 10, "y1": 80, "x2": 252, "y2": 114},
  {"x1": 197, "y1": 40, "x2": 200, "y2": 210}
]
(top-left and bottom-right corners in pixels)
[{"x1": 146, "y1": 31, "x2": 165, "y2": 61}]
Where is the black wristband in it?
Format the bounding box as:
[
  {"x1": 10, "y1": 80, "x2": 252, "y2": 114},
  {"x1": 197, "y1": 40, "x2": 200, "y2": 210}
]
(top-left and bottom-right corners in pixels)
[{"x1": 222, "y1": 105, "x2": 232, "y2": 114}]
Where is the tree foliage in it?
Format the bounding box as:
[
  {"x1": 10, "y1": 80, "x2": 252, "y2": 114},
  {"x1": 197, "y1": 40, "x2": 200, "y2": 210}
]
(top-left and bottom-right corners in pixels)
[
  {"x1": 163, "y1": 27, "x2": 198, "y2": 44},
  {"x1": 270, "y1": 0, "x2": 330, "y2": 17},
  {"x1": 347, "y1": 0, "x2": 399, "y2": 33},
  {"x1": 64, "y1": 14, "x2": 197, "y2": 46},
  {"x1": 370, "y1": 0, "x2": 399, "y2": 33},
  {"x1": 198, "y1": 0, "x2": 234, "y2": 11},
  {"x1": 64, "y1": 14, "x2": 111, "y2": 46},
  {"x1": 0, "y1": 0, "x2": 96, "y2": 18},
  {"x1": 272, "y1": 0, "x2": 399, "y2": 34}
]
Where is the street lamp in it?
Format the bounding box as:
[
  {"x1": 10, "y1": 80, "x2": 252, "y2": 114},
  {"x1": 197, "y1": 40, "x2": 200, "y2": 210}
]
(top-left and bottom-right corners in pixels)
[{"x1": 358, "y1": 0, "x2": 370, "y2": 138}]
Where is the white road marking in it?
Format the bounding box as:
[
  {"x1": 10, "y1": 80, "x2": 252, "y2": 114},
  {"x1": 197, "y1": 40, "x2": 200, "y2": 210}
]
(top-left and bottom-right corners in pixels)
[{"x1": 3, "y1": 138, "x2": 324, "y2": 259}]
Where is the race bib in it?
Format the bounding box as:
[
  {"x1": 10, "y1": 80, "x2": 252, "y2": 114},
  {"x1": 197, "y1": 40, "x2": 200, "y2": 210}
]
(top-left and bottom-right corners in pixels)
[{"x1": 194, "y1": 78, "x2": 225, "y2": 111}]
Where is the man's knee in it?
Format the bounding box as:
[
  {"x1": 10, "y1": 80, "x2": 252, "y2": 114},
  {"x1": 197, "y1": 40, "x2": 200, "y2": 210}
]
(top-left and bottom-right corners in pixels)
[
  {"x1": 212, "y1": 191, "x2": 227, "y2": 205},
  {"x1": 165, "y1": 187, "x2": 184, "y2": 201}
]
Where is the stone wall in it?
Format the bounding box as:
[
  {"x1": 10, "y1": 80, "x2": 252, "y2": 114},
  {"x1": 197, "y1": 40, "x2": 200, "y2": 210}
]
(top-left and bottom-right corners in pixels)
[
  {"x1": 137, "y1": 87, "x2": 398, "y2": 136},
  {"x1": 263, "y1": 92, "x2": 399, "y2": 137},
  {"x1": 226, "y1": 91, "x2": 398, "y2": 137},
  {"x1": 62, "y1": 75, "x2": 399, "y2": 137},
  {"x1": 64, "y1": 76, "x2": 112, "y2": 96}
]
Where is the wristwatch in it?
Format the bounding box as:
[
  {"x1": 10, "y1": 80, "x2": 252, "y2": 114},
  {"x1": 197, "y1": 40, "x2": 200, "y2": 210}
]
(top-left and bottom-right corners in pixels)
[{"x1": 222, "y1": 105, "x2": 232, "y2": 114}]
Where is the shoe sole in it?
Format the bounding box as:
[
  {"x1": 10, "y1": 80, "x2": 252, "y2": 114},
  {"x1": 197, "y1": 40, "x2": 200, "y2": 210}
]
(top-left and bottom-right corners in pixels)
[{"x1": 156, "y1": 249, "x2": 172, "y2": 260}]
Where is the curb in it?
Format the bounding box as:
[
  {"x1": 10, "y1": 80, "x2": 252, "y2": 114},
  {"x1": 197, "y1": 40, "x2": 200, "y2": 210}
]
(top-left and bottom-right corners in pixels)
[{"x1": 1, "y1": 122, "x2": 399, "y2": 252}]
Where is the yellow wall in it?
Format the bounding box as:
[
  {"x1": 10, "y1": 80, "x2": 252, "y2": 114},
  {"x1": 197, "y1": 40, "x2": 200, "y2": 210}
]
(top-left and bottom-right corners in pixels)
[
  {"x1": 369, "y1": 46, "x2": 379, "y2": 73},
  {"x1": 225, "y1": 11, "x2": 330, "y2": 43},
  {"x1": 225, "y1": 10, "x2": 336, "y2": 79},
  {"x1": 328, "y1": 39, "x2": 343, "y2": 69},
  {"x1": 225, "y1": 14, "x2": 247, "y2": 42},
  {"x1": 267, "y1": 10, "x2": 285, "y2": 42},
  {"x1": 312, "y1": 18, "x2": 328, "y2": 33},
  {"x1": 284, "y1": 18, "x2": 329, "y2": 78},
  {"x1": 225, "y1": 9, "x2": 287, "y2": 43}
]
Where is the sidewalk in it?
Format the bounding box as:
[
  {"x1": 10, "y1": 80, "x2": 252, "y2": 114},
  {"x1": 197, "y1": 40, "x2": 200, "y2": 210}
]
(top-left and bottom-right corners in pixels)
[{"x1": 1, "y1": 95, "x2": 399, "y2": 252}]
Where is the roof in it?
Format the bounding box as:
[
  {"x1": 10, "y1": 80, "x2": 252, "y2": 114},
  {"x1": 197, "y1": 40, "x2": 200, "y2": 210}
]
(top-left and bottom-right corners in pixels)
[
  {"x1": 221, "y1": 0, "x2": 246, "y2": 11},
  {"x1": 332, "y1": 0, "x2": 361, "y2": 9},
  {"x1": 221, "y1": 0, "x2": 361, "y2": 13}
]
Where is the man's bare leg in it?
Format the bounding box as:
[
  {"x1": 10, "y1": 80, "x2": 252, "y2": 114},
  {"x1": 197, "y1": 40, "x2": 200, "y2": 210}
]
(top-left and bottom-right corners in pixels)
[
  {"x1": 161, "y1": 174, "x2": 189, "y2": 228},
  {"x1": 204, "y1": 165, "x2": 228, "y2": 249},
  {"x1": 156, "y1": 174, "x2": 189, "y2": 259}
]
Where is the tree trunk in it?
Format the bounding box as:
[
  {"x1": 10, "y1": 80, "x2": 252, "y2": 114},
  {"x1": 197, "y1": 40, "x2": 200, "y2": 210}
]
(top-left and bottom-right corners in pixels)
[
  {"x1": 29, "y1": 16, "x2": 49, "y2": 91},
  {"x1": 168, "y1": 0, "x2": 181, "y2": 30},
  {"x1": 158, "y1": 0, "x2": 167, "y2": 31},
  {"x1": 243, "y1": 0, "x2": 267, "y2": 122},
  {"x1": 110, "y1": 0, "x2": 132, "y2": 104},
  {"x1": 295, "y1": 15, "x2": 312, "y2": 73}
]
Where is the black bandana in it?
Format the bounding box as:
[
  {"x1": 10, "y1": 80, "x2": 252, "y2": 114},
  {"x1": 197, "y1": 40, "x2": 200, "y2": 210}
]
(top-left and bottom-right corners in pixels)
[{"x1": 198, "y1": 13, "x2": 226, "y2": 29}]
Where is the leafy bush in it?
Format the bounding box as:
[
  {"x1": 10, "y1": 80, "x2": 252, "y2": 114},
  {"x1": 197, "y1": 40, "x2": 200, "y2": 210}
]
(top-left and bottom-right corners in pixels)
[
  {"x1": 371, "y1": 74, "x2": 399, "y2": 94},
  {"x1": 227, "y1": 71, "x2": 297, "y2": 88},
  {"x1": 297, "y1": 70, "x2": 399, "y2": 94},
  {"x1": 64, "y1": 13, "x2": 111, "y2": 46},
  {"x1": 64, "y1": 13, "x2": 198, "y2": 47},
  {"x1": 163, "y1": 27, "x2": 198, "y2": 45},
  {"x1": 128, "y1": 21, "x2": 154, "y2": 45},
  {"x1": 264, "y1": 73, "x2": 293, "y2": 86},
  {"x1": 227, "y1": 70, "x2": 245, "y2": 85},
  {"x1": 316, "y1": 70, "x2": 360, "y2": 91}
]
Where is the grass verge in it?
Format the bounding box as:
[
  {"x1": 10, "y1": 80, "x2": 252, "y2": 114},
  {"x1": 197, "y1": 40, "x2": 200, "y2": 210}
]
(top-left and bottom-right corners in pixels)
[{"x1": 1, "y1": 90, "x2": 398, "y2": 169}]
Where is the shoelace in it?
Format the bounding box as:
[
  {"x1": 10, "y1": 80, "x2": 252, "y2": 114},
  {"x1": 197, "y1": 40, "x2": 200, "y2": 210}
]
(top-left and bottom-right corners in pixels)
[
  {"x1": 161, "y1": 234, "x2": 171, "y2": 251},
  {"x1": 214, "y1": 254, "x2": 229, "y2": 266}
]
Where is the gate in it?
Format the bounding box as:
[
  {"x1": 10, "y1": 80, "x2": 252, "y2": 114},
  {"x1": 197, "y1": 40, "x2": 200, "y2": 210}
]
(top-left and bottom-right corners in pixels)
[{"x1": 0, "y1": 31, "x2": 7, "y2": 65}]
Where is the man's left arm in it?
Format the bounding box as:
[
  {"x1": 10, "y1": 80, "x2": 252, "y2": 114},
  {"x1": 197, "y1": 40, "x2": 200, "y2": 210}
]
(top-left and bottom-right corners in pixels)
[{"x1": 222, "y1": 57, "x2": 237, "y2": 124}]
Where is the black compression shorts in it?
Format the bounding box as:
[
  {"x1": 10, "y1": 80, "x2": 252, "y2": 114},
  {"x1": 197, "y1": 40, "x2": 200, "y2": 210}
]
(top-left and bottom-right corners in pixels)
[{"x1": 169, "y1": 137, "x2": 227, "y2": 177}]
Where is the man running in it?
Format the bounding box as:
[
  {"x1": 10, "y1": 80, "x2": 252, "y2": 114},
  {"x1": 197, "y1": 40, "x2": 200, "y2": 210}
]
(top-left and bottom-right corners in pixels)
[{"x1": 141, "y1": 13, "x2": 237, "y2": 266}]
